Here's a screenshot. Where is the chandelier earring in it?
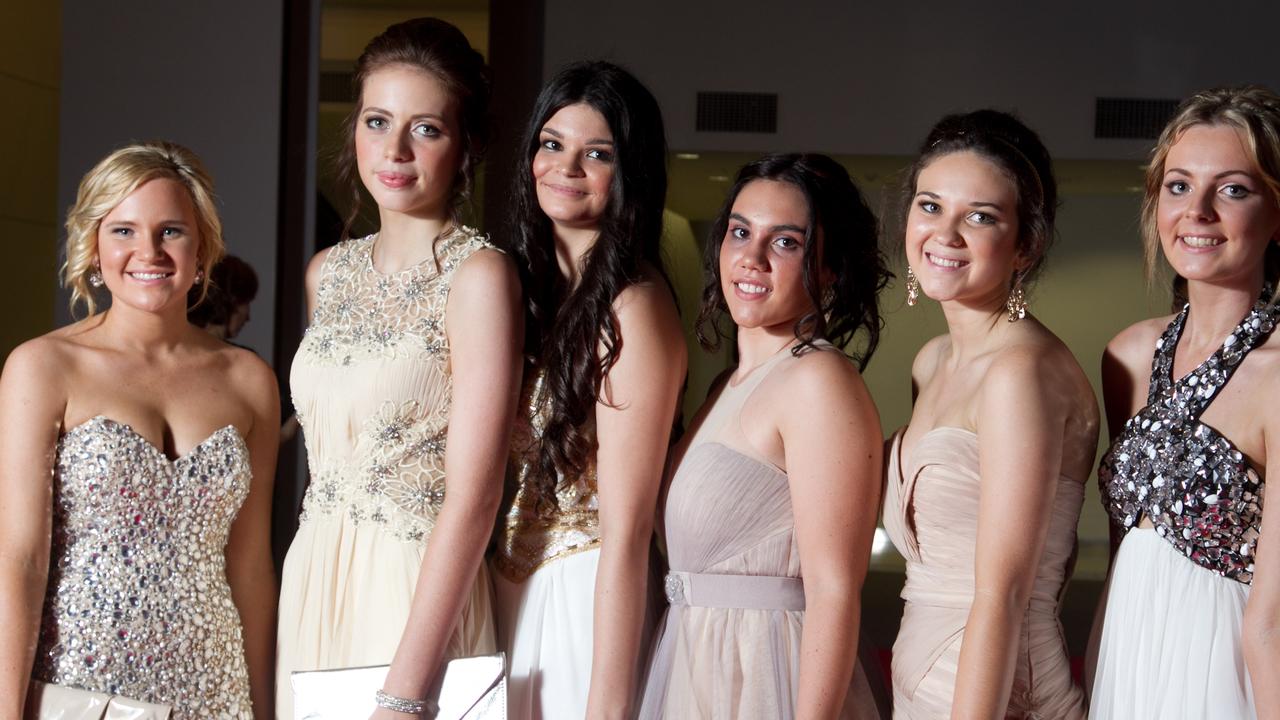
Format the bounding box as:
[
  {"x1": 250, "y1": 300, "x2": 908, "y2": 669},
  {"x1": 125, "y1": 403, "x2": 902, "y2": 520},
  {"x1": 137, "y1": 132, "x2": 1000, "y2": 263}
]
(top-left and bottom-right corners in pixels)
[
  {"x1": 1006, "y1": 273, "x2": 1027, "y2": 323},
  {"x1": 905, "y1": 266, "x2": 920, "y2": 307}
]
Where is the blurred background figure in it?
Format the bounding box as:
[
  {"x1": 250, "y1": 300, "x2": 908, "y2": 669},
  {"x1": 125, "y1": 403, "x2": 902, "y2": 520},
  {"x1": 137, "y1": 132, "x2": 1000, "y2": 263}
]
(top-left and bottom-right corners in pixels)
[{"x1": 188, "y1": 254, "x2": 260, "y2": 341}]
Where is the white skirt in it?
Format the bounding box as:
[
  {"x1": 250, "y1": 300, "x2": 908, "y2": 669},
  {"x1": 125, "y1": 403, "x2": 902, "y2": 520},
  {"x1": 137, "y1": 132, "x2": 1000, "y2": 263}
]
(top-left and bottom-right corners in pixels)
[
  {"x1": 492, "y1": 548, "x2": 600, "y2": 720},
  {"x1": 1089, "y1": 528, "x2": 1254, "y2": 720}
]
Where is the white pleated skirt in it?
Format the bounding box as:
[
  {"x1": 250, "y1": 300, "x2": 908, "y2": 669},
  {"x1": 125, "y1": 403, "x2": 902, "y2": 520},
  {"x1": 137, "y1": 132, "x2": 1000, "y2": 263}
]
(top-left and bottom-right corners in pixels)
[
  {"x1": 1089, "y1": 528, "x2": 1254, "y2": 720},
  {"x1": 492, "y1": 548, "x2": 600, "y2": 720}
]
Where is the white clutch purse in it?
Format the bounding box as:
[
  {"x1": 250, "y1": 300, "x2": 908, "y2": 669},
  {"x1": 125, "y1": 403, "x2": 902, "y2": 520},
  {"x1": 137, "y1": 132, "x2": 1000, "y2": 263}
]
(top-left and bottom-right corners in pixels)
[
  {"x1": 25, "y1": 680, "x2": 172, "y2": 719},
  {"x1": 291, "y1": 653, "x2": 505, "y2": 720}
]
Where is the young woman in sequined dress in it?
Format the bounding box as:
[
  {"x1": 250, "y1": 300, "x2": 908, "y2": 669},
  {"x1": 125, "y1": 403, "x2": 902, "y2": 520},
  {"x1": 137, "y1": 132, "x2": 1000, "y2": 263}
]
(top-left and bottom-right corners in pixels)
[
  {"x1": 1089, "y1": 86, "x2": 1280, "y2": 720},
  {"x1": 0, "y1": 142, "x2": 279, "y2": 718},
  {"x1": 274, "y1": 18, "x2": 523, "y2": 720},
  {"x1": 491, "y1": 61, "x2": 686, "y2": 719}
]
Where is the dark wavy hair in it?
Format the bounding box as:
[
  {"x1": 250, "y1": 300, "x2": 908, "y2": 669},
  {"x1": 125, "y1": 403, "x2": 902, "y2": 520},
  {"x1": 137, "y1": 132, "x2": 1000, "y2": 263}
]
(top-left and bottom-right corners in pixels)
[
  {"x1": 335, "y1": 17, "x2": 491, "y2": 239},
  {"x1": 505, "y1": 61, "x2": 669, "y2": 495},
  {"x1": 901, "y1": 109, "x2": 1058, "y2": 285},
  {"x1": 187, "y1": 254, "x2": 259, "y2": 328},
  {"x1": 695, "y1": 153, "x2": 890, "y2": 370}
]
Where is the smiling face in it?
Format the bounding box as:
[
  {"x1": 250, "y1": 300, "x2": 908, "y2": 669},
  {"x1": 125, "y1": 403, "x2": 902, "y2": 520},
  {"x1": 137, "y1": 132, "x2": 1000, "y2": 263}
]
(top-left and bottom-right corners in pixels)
[
  {"x1": 532, "y1": 102, "x2": 616, "y2": 230},
  {"x1": 718, "y1": 179, "x2": 818, "y2": 333},
  {"x1": 1157, "y1": 123, "x2": 1280, "y2": 289},
  {"x1": 906, "y1": 150, "x2": 1024, "y2": 307},
  {"x1": 354, "y1": 63, "x2": 462, "y2": 220},
  {"x1": 97, "y1": 178, "x2": 201, "y2": 315}
]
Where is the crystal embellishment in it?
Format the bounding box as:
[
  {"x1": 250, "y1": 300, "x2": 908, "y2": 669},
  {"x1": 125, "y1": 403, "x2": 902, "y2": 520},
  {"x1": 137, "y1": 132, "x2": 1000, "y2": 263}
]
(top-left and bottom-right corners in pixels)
[
  {"x1": 664, "y1": 573, "x2": 687, "y2": 605},
  {"x1": 34, "y1": 417, "x2": 253, "y2": 717},
  {"x1": 1099, "y1": 289, "x2": 1276, "y2": 584}
]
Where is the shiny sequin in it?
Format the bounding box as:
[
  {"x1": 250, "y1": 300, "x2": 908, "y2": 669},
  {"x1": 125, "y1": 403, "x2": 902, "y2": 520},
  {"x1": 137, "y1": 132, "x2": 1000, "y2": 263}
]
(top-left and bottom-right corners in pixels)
[
  {"x1": 1100, "y1": 290, "x2": 1276, "y2": 584},
  {"x1": 493, "y1": 371, "x2": 601, "y2": 582},
  {"x1": 35, "y1": 416, "x2": 253, "y2": 718},
  {"x1": 294, "y1": 228, "x2": 495, "y2": 543}
]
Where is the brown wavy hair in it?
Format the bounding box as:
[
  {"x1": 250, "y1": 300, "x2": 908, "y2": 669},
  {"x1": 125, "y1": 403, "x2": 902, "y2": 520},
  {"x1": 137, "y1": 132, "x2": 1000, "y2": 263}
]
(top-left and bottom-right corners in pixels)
[
  {"x1": 696, "y1": 153, "x2": 890, "y2": 369},
  {"x1": 334, "y1": 17, "x2": 491, "y2": 239}
]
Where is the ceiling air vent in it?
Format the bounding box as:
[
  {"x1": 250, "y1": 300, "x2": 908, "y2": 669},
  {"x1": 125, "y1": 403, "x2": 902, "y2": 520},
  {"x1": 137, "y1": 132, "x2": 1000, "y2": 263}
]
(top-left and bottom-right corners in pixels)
[
  {"x1": 320, "y1": 71, "x2": 354, "y2": 103},
  {"x1": 1094, "y1": 97, "x2": 1179, "y2": 139},
  {"x1": 696, "y1": 91, "x2": 778, "y2": 133}
]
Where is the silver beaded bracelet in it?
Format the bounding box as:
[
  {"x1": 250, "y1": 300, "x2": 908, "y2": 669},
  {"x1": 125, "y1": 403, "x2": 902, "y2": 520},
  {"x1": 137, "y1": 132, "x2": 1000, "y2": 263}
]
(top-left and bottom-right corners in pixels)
[{"x1": 374, "y1": 688, "x2": 439, "y2": 717}]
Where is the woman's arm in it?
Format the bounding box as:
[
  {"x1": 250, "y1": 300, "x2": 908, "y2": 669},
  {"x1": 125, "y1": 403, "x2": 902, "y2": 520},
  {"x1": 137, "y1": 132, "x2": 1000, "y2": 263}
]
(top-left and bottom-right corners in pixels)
[
  {"x1": 585, "y1": 281, "x2": 686, "y2": 720},
  {"x1": 950, "y1": 348, "x2": 1072, "y2": 720},
  {"x1": 1243, "y1": 373, "x2": 1280, "y2": 720},
  {"x1": 223, "y1": 351, "x2": 281, "y2": 719},
  {"x1": 0, "y1": 341, "x2": 66, "y2": 719},
  {"x1": 783, "y1": 351, "x2": 883, "y2": 720},
  {"x1": 373, "y1": 250, "x2": 522, "y2": 715}
]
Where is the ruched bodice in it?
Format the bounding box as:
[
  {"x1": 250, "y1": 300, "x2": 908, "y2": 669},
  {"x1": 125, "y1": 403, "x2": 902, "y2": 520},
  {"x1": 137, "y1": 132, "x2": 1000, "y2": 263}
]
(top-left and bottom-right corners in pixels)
[
  {"x1": 35, "y1": 416, "x2": 253, "y2": 718},
  {"x1": 640, "y1": 344, "x2": 880, "y2": 720},
  {"x1": 883, "y1": 427, "x2": 1085, "y2": 719},
  {"x1": 664, "y1": 442, "x2": 797, "y2": 577}
]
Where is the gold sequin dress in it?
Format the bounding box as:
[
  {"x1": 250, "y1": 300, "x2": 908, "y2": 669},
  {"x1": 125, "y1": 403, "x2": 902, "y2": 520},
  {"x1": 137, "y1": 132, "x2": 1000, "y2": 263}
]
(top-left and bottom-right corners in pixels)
[
  {"x1": 276, "y1": 229, "x2": 498, "y2": 719},
  {"x1": 35, "y1": 416, "x2": 253, "y2": 718},
  {"x1": 492, "y1": 370, "x2": 603, "y2": 720}
]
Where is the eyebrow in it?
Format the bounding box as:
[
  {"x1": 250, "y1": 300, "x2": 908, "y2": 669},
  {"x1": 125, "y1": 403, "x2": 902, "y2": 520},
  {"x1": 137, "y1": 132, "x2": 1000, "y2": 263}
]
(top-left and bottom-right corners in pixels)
[
  {"x1": 1165, "y1": 167, "x2": 1256, "y2": 180},
  {"x1": 363, "y1": 106, "x2": 446, "y2": 122},
  {"x1": 103, "y1": 219, "x2": 190, "y2": 227},
  {"x1": 915, "y1": 191, "x2": 1004, "y2": 210},
  {"x1": 540, "y1": 126, "x2": 614, "y2": 146},
  {"x1": 729, "y1": 212, "x2": 807, "y2": 235}
]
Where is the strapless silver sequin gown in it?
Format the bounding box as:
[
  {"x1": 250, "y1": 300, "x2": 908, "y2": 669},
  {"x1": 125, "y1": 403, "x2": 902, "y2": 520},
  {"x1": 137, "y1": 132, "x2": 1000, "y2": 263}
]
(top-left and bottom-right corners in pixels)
[{"x1": 33, "y1": 416, "x2": 254, "y2": 719}]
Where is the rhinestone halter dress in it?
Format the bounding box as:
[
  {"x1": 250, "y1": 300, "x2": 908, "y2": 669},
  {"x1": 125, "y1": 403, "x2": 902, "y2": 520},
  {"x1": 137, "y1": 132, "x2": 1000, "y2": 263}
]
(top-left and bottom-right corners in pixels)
[
  {"x1": 1090, "y1": 290, "x2": 1278, "y2": 720},
  {"x1": 34, "y1": 417, "x2": 253, "y2": 718},
  {"x1": 1099, "y1": 291, "x2": 1276, "y2": 582}
]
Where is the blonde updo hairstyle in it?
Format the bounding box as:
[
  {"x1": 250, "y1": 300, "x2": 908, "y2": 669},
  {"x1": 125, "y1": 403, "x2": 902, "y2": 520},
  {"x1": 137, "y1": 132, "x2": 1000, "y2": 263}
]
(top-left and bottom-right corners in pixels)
[
  {"x1": 63, "y1": 140, "x2": 225, "y2": 317},
  {"x1": 1142, "y1": 86, "x2": 1280, "y2": 296}
]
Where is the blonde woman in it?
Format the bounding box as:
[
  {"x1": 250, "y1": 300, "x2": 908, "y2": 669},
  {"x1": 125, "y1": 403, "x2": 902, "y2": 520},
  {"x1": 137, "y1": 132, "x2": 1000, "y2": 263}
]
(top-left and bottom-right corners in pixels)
[
  {"x1": 0, "y1": 141, "x2": 279, "y2": 718},
  {"x1": 1091, "y1": 86, "x2": 1280, "y2": 720}
]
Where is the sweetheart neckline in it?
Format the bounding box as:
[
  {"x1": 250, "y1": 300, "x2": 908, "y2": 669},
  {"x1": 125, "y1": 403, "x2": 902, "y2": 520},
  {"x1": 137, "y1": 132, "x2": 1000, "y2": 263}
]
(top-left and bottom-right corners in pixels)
[{"x1": 62, "y1": 415, "x2": 243, "y2": 465}]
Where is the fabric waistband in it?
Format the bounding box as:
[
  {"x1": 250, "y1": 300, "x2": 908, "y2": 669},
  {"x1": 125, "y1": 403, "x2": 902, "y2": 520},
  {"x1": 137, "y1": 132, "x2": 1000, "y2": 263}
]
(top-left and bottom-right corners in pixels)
[{"x1": 663, "y1": 571, "x2": 805, "y2": 611}]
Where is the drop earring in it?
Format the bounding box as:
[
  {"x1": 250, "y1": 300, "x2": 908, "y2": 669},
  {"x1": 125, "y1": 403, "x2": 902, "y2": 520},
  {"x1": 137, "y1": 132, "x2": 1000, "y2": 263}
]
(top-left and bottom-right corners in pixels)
[
  {"x1": 1006, "y1": 274, "x2": 1027, "y2": 323},
  {"x1": 88, "y1": 262, "x2": 104, "y2": 288},
  {"x1": 905, "y1": 266, "x2": 920, "y2": 307}
]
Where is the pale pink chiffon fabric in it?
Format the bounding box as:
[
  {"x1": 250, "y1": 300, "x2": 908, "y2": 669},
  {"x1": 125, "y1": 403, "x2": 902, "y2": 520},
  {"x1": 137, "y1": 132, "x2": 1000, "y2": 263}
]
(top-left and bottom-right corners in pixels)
[
  {"x1": 639, "y1": 346, "x2": 884, "y2": 719},
  {"x1": 883, "y1": 427, "x2": 1085, "y2": 719}
]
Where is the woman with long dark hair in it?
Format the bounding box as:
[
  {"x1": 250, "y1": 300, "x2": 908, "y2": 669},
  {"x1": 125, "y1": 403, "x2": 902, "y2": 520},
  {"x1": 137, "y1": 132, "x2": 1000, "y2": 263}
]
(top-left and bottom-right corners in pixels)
[
  {"x1": 883, "y1": 110, "x2": 1096, "y2": 718},
  {"x1": 275, "y1": 18, "x2": 522, "y2": 719},
  {"x1": 491, "y1": 61, "x2": 686, "y2": 719},
  {"x1": 637, "y1": 153, "x2": 888, "y2": 719}
]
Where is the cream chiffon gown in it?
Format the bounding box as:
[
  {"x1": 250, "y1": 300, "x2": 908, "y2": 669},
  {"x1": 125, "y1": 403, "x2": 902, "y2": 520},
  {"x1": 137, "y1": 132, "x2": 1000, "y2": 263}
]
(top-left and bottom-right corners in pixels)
[
  {"x1": 638, "y1": 344, "x2": 883, "y2": 720},
  {"x1": 276, "y1": 229, "x2": 498, "y2": 719},
  {"x1": 491, "y1": 370, "x2": 605, "y2": 720},
  {"x1": 883, "y1": 427, "x2": 1086, "y2": 719}
]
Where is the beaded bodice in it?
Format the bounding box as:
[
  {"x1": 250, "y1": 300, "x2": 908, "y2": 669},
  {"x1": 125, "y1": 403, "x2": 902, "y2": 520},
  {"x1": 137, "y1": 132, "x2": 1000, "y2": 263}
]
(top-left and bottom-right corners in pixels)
[
  {"x1": 1100, "y1": 292, "x2": 1278, "y2": 583},
  {"x1": 493, "y1": 370, "x2": 601, "y2": 582},
  {"x1": 291, "y1": 228, "x2": 496, "y2": 544},
  {"x1": 36, "y1": 416, "x2": 252, "y2": 718}
]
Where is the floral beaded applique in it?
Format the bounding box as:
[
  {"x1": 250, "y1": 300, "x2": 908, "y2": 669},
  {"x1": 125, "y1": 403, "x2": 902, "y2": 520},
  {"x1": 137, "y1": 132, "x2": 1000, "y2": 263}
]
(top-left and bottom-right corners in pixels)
[
  {"x1": 493, "y1": 370, "x2": 601, "y2": 582},
  {"x1": 1100, "y1": 289, "x2": 1277, "y2": 583},
  {"x1": 294, "y1": 227, "x2": 496, "y2": 543}
]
